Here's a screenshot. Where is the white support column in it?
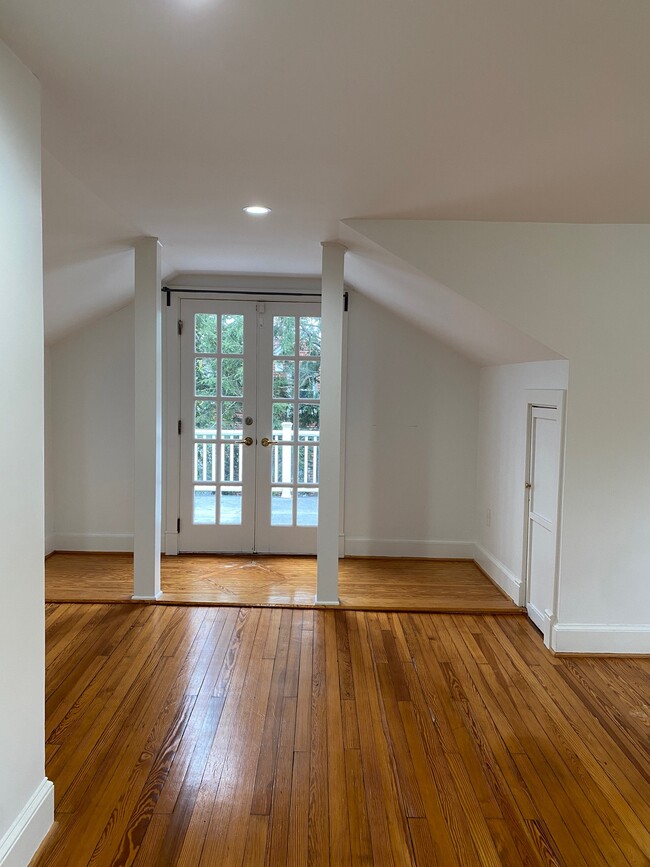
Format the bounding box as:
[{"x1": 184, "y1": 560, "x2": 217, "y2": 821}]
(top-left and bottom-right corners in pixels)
[
  {"x1": 133, "y1": 238, "x2": 163, "y2": 600},
  {"x1": 316, "y1": 241, "x2": 347, "y2": 604}
]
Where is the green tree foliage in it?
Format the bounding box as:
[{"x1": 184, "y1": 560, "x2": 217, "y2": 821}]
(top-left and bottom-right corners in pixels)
[{"x1": 194, "y1": 312, "x2": 321, "y2": 435}]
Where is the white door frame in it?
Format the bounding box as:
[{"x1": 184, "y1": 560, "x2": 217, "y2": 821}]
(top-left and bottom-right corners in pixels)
[
  {"x1": 522, "y1": 388, "x2": 567, "y2": 647},
  {"x1": 162, "y1": 285, "x2": 348, "y2": 558}
]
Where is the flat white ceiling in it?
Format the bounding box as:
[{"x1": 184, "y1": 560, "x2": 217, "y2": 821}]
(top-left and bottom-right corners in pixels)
[{"x1": 1, "y1": 0, "x2": 649, "y2": 339}]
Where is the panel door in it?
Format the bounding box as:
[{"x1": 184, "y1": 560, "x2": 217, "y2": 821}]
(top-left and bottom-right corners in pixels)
[{"x1": 525, "y1": 405, "x2": 561, "y2": 639}]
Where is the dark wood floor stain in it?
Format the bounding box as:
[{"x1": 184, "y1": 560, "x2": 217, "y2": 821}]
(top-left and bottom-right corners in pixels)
[{"x1": 33, "y1": 603, "x2": 650, "y2": 866}]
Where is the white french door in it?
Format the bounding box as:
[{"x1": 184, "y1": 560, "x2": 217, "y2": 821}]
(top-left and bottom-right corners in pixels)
[{"x1": 178, "y1": 299, "x2": 321, "y2": 554}]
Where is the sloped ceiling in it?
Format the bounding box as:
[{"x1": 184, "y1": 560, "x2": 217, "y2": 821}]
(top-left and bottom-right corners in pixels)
[
  {"x1": 340, "y1": 223, "x2": 561, "y2": 366},
  {"x1": 42, "y1": 151, "x2": 136, "y2": 341},
  {"x1": 1, "y1": 0, "x2": 648, "y2": 340}
]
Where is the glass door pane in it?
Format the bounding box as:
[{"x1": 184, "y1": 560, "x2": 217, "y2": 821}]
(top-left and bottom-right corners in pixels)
[{"x1": 179, "y1": 300, "x2": 257, "y2": 553}]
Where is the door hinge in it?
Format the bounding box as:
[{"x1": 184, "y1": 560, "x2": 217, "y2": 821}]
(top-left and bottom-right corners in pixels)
[
  {"x1": 177, "y1": 517, "x2": 181, "y2": 533},
  {"x1": 177, "y1": 319, "x2": 184, "y2": 335},
  {"x1": 343, "y1": 291, "x2": 349, "y2": 312},
  {"x1": 178, "y1": 419, "x2": 182, "y2": 435}
]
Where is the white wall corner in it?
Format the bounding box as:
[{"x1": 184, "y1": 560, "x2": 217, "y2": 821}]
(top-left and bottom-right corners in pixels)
[
  {"x1": 551, "y1": 623, "x2": 650, "y2": 655},
  {"x1": 474, "y1": 543, "x2": 524, "y2": 605},
  {"x1": 344, "y1": 538, "x2": 476, "y2": 559},
  {"x1": 44, "y1": 535, "x2": 56, "y2": 557},
  {"x1": 0, "y1": 778, "x2": 53, "y2": 867}
]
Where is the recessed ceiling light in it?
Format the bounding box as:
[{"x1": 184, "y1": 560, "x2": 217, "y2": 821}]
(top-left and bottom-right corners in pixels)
[{"x1": 243, "y1": 205, "x2": 271, "y2": 215}]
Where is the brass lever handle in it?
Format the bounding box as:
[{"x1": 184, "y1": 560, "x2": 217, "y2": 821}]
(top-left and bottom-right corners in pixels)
[
  {"x1": 261, "y1": 437, "x2": 280, "y2": 447},
  {"x1": 233, "y1": 436, "x2": 254, "y2": 446}
]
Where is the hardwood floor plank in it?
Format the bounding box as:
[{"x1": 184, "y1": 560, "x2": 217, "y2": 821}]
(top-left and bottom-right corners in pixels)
[
  {"x1": 153, "y1": 607, "x2": 239, "y2": 817},
  {"x1": 46, "y1": 552, "x2": 521, "y2": 612},
  {"x1": 354, "y1": 612, "x2": 415, "y2": 866},
  {"x1": 174, "y1": 608, "x2": 263, "y2": 867},
  {"x1": 198, "y1": 653, "x2": 275, "y2": 867},
  {"x1": 293, "y1": 624, "x2": 313, "y2": 753},
  {"x1": 490, "y1": 618, "x2": 650, "y2": 848},
  {"x1": 344, "y1": 748, "x2": 374, "y2": 866},
  {"x1": 35, "y1": 603, "x2": 650, "y2": 867},
  {"x1": 250, "y1": 609, "x2": 293, "y2": 816},
  {"x1": 264, "y1": 696, "x2": 298, "y2": 866},
  {"x1": 324, "y1": 613, "x2": 352, "y2": 866},
  {"x1": 242, "y1": 815, "x2": 269, "y2": 866},
  {"x1": 345, "y1": 611, "x2": 396, "y2": 867},
  {"x1": 287, "y1": 750, "x2": 310, "y2": 867},
  {"x1": 307, "y1": 611, "x2": 330, "y2": 867}
]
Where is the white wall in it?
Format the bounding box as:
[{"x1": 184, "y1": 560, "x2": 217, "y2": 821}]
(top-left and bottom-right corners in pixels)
[
  {"x1": 347, "y1": 219, "x2": 650, "y2": 651},
  {"x1": 475, "y1": 361, "x2": 569, "y2": 602},
  {"x1": 0, "y1": 39, "x2": 53, "y2": 867},
  {"x1": 50, "y1": 303, "x2": 135, "y2": 551},
  {"x1": 344, "y1": 291, "x2": 479, "y2": 557},
  {"x1": 48, "y1": 293, "x2": 480, "y2": 558},
  {"x1": 44, "y1": 346, "x2": 55, "y2": 556}
]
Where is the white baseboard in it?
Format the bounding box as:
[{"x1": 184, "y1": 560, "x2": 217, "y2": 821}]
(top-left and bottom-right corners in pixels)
[
  {"x1": 0, "y1": 778, "x2": 54, "y2": 867},
  {"x1": 551, "y1": 622, "x2": 650, "y2": 654},
  {"x1": 344, "y1": 537, "x2": 476, "y2": 559},
  {"x1": 473, "y1": 543, "x2": 523, "y2": 605},
  {"x1": 53, "y1": 532, "x2": 134, "y2": 552},
  {"x1": 44, "y1": 534, "x2": 55, "y2": 557},
  {"x1": 314, "y1": 595, "x2": 340, "y2": 606}
]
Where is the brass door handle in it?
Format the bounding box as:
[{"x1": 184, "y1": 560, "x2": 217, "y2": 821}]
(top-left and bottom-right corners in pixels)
[
  {"x1": 233, "y1": 436, "x2": 254, "y2": 446},
  {"x1": 261, "y1": 437, "x2": 280, "y2": 447}
]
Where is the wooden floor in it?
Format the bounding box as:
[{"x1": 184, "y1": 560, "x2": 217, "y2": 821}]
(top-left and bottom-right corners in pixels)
[
  {"x1": 34, "y1": 603, "x2": 650, "y2": 866},
  {"x1": 45, "y1": 553, "x2": 520, "y2": 612}
]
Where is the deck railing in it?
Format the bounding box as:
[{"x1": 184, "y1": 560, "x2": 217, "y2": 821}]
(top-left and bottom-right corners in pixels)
[{"x1": 195, "y1": 425, "x2": 319, "y2": 487}]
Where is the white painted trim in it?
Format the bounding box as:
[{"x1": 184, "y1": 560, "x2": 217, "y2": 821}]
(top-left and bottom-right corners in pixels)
[
  {"x1": 44, "y1": 534, "x2": 56, "y2": 557},
  {"x1": 164, "y1": 531, "x2": 179, "y2": 556},
  {"x1": 522, "y1": 388, "x2": 567, "y2": 647},
  {"x1": 338, "y1": 295, "x2": 349, "y2": 560},
  {"x1": 345, "y1": 537, "x2": 476, "y2": 560},
  {"x1": 132, "y1": 592, "x2": 163, "y2": 601},
  {"x1": 133, "y1": 237, "x2": 163, "y2": 598},
  {"x1": 314, "y1": 595, "x2": 340, "y2": 606},
  {"x1": 0, "y1": 778, "x2": 53, "y2": 867},
  {"x1": 53, "y1": 532, "x2": 133, "y2": 552},
  {"x1": 166, "y1": 273, "x2": 322, "y2": 293},
  {"x1": 474, "y1": 543, "x2": 523, "y2": 604},
  {"x1": 163, "y1": 288, "x2": 342, "y2": 559},
  {"x1": 163, "y1": 291, "x2": 181, "y2": 556},
  {"x1": 551, "y1": 623, "x2": 650, "y2": 654},
  {"x1": 317, "y1": 242, "x2": 347, "y2": 603},
  {"x1": 526, "y1": 602, "x2": 554, "y2": 644}
]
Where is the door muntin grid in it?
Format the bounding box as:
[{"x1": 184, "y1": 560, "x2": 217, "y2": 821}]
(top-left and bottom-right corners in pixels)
[
  {"x1": 269, "y1": 314, "x2": 320, "y2": 528},
  {"x1": 192, "y1": 312, "x2": 246, "y2": 526}
]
